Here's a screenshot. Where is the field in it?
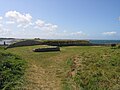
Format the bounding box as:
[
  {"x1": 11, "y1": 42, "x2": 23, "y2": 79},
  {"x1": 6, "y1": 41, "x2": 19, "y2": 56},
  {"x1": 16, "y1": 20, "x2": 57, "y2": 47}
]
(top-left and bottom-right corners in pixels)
[{"x1": 1, "y1": 45, "x2": 120, "y2": 90}]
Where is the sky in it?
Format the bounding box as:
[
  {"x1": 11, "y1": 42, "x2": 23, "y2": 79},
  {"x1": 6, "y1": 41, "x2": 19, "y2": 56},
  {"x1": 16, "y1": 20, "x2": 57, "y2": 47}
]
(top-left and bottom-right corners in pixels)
[{"x1": 0, "y1": 0, "x2": 120, "y2": 40}]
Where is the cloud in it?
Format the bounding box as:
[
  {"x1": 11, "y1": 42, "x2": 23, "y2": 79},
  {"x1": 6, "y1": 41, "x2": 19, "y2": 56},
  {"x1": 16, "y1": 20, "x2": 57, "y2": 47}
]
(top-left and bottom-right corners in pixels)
[
  {"x1": 0, "y1": 17, "x2": 3, "y2": 23},
  {"x1": 0, "y1": 17, "x2": 3, "y2": 20},
  {"x1": 119, "y1": 16, "x2": 120, "y2": 21},
  {"x1": 6, "y1": 21, "x2": 15, "y2": 24},
  {"x1": 35, "y1": 19, "x2": 58, "y2": 31},
  {"x1": 5, "y1": 11, "x2": 32, "y2": 27},
  {"x1": 71, "y1": 31, "x2": 86, "y2": 36},
  {"x1": 41, "y1": 31, "x2": 88, "y2": 39},
  {"x1": 35, "y1": 20, "x2": 45, "y2": 27},
  {"x1": 103, "y1": 31, "x2": 117, "y2": 35},
  {"x1": 2, "y1": 10, "x2": 88, "y2": 39},
  {"x1": 0, "y1": 24, "x2": 5, "y2": 33},
  {"x1": 0, "y1": 24, "x2": 3, "y2": 33},
  {"x1": 0, "y1": 24, "x2": 10, "y2": 35},
  {"x1": 44, "y1": 23, "x2": 58, "y2": 31},
  {"x1": 5, "y1": 11, "x2": 58, "y2": 31}
]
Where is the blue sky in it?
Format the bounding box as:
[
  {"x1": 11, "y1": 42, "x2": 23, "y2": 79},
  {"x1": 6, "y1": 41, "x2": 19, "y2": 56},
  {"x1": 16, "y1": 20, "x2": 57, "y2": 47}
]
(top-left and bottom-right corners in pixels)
[{"x1": 0, "y1": 0, "x2": 120, "y2": 39}]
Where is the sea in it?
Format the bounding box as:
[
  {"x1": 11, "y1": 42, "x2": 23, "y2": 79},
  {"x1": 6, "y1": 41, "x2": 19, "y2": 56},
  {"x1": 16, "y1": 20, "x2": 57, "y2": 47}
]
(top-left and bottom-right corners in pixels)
[
  {"x1": 0, "y1": 39, "x2": 120, "y2": 45},
  {"x1": 0, "y1": 39, "x2": 15, "y2": 45},
  {"x1": 89, "y1": 40, "x2": 120, "y2": 44}
]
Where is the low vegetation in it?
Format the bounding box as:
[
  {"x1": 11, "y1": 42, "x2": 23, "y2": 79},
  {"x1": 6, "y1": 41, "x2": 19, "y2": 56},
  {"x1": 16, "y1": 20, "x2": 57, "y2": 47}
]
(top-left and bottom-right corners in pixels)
[
  {"x1": 1, "y1": 45, "x2": 120, "y2": 90},
  {"x1": 117, "y1": 44, "x2": 120, "y2": 49},
  {"x1": 64, "y1": 47, "x2": 120, "y2": 90},
  {"x1": 0, "y1": 47, "x2": 26, "y2": 90}
]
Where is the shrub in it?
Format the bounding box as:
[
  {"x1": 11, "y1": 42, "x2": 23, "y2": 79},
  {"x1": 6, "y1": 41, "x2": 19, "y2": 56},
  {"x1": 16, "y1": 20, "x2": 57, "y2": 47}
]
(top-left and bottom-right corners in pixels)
[{"x1": 0, "y1": 52, "x2": 26, "y2": 89}]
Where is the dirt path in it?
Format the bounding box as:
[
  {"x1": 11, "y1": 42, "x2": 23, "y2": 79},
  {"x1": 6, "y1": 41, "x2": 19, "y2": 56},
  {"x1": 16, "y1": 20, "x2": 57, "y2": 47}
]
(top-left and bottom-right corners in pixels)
[
  {"x1": 7, "y1": 46, "x2": 74, "y2": 90},
  {"x1": 24, "y1": 60, "x2": 62, "y2": 90},
  {"x1": 24, "y1": 52, "x2": 73, "y2": 90}
]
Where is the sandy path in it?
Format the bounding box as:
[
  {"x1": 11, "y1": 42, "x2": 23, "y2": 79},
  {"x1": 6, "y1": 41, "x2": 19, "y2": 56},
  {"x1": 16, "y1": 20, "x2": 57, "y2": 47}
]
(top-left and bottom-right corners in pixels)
[{"x1": 24, "y1": 60, "x2": 62, "y2": 90}]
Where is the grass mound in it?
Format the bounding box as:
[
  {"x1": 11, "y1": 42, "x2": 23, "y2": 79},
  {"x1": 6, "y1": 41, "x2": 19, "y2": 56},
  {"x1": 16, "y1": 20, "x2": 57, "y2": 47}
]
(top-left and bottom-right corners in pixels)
[
  {"x1": 0, "y1": 50, "x2": 26, "y2": 89},
  {"x1": 64, "y1": 48, "x2": 120, "y2": 90}
]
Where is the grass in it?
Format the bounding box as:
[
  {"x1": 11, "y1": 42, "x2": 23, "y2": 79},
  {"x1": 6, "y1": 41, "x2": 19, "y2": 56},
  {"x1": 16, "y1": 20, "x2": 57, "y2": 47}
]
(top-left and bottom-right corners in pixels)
[
  {"x1": 0, "y1": 47, "x2": 26, "y2": 90},
  {"x1": 64, "y1": 46, "x2": 120, "y2": 90},
  {"x1": 3, "y1": 45, "x2": 120, "y2": 90}
]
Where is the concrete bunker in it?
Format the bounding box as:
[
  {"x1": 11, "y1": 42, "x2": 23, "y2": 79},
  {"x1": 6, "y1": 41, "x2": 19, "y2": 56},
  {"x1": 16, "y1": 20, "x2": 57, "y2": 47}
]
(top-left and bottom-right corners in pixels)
[{"x1": 33, "y1": 46, "x2": 60, "y2": 52}]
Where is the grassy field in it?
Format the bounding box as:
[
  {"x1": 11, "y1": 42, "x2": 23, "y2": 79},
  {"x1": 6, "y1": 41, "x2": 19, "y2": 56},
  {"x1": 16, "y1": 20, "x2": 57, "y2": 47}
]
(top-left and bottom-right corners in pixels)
[{"x1": 2, "y1": 45, "x2": 120, "y2": 90}]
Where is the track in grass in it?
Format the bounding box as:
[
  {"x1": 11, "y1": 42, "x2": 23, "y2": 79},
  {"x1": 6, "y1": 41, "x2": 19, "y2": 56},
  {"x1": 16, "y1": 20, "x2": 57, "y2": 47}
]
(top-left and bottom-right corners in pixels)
[{"x1": 6, "y1": 45, "x2": 120, "y2": 90}]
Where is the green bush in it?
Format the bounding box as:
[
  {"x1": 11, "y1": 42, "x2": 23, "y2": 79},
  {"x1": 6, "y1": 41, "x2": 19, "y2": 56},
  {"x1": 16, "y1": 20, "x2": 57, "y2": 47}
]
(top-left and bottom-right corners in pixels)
[{"x1": 0, "y1": 52, "x2": 26, "y2": 89}]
